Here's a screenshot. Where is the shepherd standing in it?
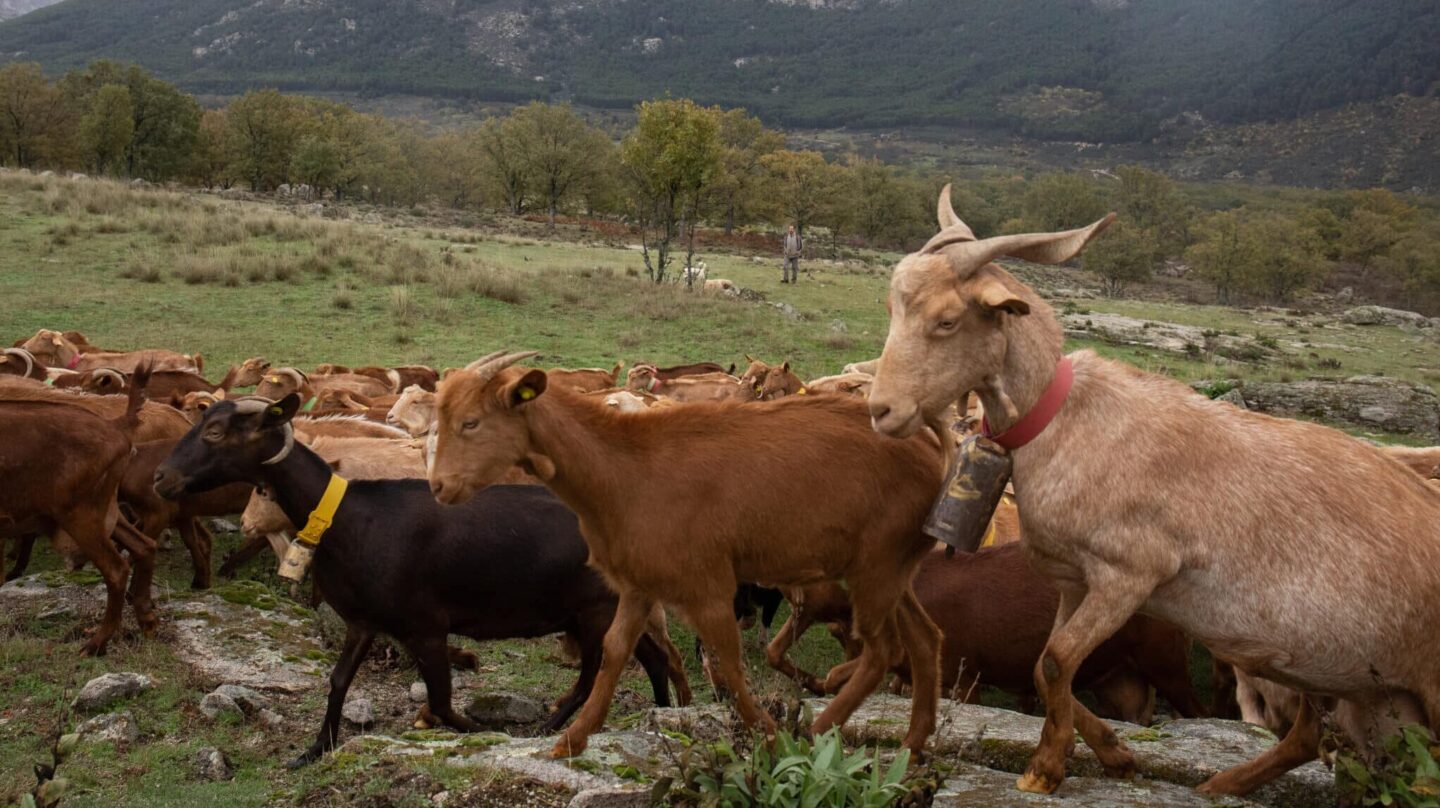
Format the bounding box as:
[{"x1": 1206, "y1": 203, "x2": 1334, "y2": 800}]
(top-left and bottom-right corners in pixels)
[{"x1": 781, "y1": 225, "x2": 803, "y2": 284}]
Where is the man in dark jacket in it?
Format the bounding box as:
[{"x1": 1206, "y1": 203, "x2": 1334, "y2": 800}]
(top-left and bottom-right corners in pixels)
[{"x1": 781, "y1": 225, "x2": 803, "y2": 284}]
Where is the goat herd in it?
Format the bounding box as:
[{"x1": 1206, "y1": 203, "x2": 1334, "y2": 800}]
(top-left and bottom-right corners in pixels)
[{"x1": 4, "y1": 186, "x2": 1440, "y2": 799}]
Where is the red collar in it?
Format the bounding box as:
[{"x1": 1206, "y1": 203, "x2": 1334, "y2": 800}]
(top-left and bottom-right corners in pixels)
[
  {"x1": 66, "y1": 354, "x2": 80, "y2": 370},
  {"x1": 981, "y1": 357, "x2": 1074, "y2": 451}
]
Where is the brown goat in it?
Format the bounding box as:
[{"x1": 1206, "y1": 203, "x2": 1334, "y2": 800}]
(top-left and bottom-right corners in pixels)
[
  {"x1": 393, "y1": 365, "x2": 441, "y2": 392},
  {"x1": 429, "y1": 351, "x2": 945, "y2": 759},
  {"x1": 387, "y1": 386, "x2": 435, "y2": 437},
  {"x1": 805, "y1": 373, "x2": 873, "y2": 398},
  {"x1": 757, "y1": 362, "x2": 806, "y2": 400},
  {"x1": 546, "y1": 362, "x2": 624, "y2": 393},
  {"x1": 628, "y1": 361, "x2": 732, "y2": 382},
  {"x1": 0, "y1": 348, "x2": 47, "y2": 381},
  {"x1": 867, "y1": 185, "x2": 1440, "y2": 796},
  {"x1": 625, "y1": 366, "x2": 749, "y2": 403},
  {"x1": 0, "y1": 367, "x2": 158, "y2": 654},
  {"x1": 20, "y1": 329, "x2": 200, "y2": 373},
  {"x1": 0, "y1": 377, "x2": 192, "y2": 442}
]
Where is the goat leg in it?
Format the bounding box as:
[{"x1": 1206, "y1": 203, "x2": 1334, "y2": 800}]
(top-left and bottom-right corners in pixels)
[
  {"x1": 289, "y1": 626, "x2": 374, "y2": 768},
  {"x1": 764, "y1": 611, "x2": 826, "y2": 696},
  {"x1": 5, "y1": 534, "x2": 38, "y2": 581},
  {"x1": 551, "y1": 592, "x2": 654, "y2": 758},
  {"x1": 178, "y1": 517, "x2": 213, "y2": 590},
  {"x1": 410, "y1": 635, "x2": 480, "y2": 733},
  {"x1": 217, "y1": 532, "x2": 271, "y2": 578},
  {"x1": 1197, "y1": 694, "x2": 1321, "y2": 795},
  {"x1": 112, "y1": 517, "x2": 160, "y2": 637}
]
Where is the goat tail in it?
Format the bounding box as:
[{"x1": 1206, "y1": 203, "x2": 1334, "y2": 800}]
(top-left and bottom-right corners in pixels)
[
  {"x1": 191, "y1": 352, "x2": 204, "y2": 374},
  {"x1": 611, "y1": 360, "x2": 625, "y2": 376},
  {"x1": 118, "y1": 361, "x2": 152, "y2": 437}
]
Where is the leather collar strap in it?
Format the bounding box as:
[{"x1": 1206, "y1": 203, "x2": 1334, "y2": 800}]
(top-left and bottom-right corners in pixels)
[
  {"x1": 295, "y1": 474, "x2": 348, "y2": 547},
  {"x1": 66, "y1": 354, "x2": 80, "y2": 370},
  {"x1": 982, "y1": 357, "x2": 1074, "y2": 451},
  {"x1": 647, "y1": 375, "x2": 660, "y2": 393}
]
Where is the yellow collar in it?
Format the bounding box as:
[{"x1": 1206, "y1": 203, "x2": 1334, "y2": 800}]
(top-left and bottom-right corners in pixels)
[
  {"x1": 295, "y1": 475, "x2": 349, "y2": 547},
  {"x1": 978, "y1": 519, "x2": 998, "y2": 549}
]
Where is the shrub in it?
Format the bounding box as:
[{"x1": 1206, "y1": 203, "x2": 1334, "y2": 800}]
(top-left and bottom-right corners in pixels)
[
  {"x1": 332, "y1": 290, "x2": 354, "y2": 310},
  {"x1": 661, "y1": 728, "x2": 913, "y2": 808},
  {"x1": 468, "y1": 267, "x2": 527, "y2": 304},
  {"x1": 1336, "y1": 724, "x2": 1440, "y2": 808},
  {"x1": 389, "y1": 286, "x2": 417, "y2": 324}
]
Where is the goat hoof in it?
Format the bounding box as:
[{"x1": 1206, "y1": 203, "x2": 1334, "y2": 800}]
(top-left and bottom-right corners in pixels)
[
  {"x1": 284, "y1": 751, "x2": 321, "y2": 769},
  {"x1": 1016, "y1": 770, "x2": 1060, "y2": 794},
  {"x1": 549, "y1": 736, "x2": 587, "y2": 759},
  {"x1": 1196, "y1": 775, "x2": 1245, "y2": 796},
  {"x1": 1102, "y1": 757, "x2": 1137, "y2": 780}
]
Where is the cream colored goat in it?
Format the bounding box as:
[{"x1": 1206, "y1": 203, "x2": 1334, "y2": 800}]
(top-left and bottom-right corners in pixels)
[{"x1": 867, "y1": 185, "x2": 1440, "y2": 797}]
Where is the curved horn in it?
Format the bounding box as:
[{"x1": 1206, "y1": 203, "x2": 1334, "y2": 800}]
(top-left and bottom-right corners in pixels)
[
  {"x1": 935, "y1": 183, "x2": 974, "y2": 238},
  {"x1": 466, "y1": 350, "x2": 540, "y2": 381},
  {"x1": 3, "y1": 347, "x2": 35, "y2": 378},
  {"x1": 277, "y1": 368, "x2": 306, "y2": 387},
  {"x1": 926, "y1": 214, "x2": 1116, "y2": 279},
  {"x1": 93, "y1": 367, "x2": 127, "y2": 388},
  {"x1": 463, "y1": 350, "x2": 509, "y2": 373},
  {"x1": 231, "y1": 396, "x2": 272, "y2": 414}
]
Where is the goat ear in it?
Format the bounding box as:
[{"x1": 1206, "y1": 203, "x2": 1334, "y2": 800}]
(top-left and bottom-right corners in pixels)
[
  {"x1": 974, "y1": 278, "x2": 1030, "y2": 316},
  {"x1": 214, "y1": 389, "x2": 227, "y2": 400},
  {"x1": 505, "y1": 369, "x2": 548, "y2": 408},
  {"x1": 263, "y1": 394, "x2": 302, "y2": 427}
]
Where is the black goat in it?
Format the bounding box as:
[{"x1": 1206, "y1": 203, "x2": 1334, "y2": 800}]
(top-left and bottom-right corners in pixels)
[{"x1": 155, "y1": 394, "x2": 677, "y2": 766}]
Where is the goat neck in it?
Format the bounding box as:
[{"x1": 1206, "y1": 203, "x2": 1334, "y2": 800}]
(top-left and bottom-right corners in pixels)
[
  {"x1": 253, "y1": 441, "x2": 344, "y2": 539},
  {"x1": 974, "y1": 286, "x2": 1065, "y2": 438},
  {"x1": 516, "y1": 386, "x2": 630, "y2": 528}
]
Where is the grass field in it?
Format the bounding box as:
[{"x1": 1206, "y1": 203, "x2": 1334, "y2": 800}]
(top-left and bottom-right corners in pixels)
[{"x1": 2, "y1": 172, "x2": 1434, "y2": 805}]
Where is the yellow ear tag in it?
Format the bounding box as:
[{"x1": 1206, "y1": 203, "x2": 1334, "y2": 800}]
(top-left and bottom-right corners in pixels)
[
  {"x1": 798, "y1": 388, "x2": 808, "y2": 395},
  {"x1": 269, "y1": 406, "x2": 283, "y2": 416},
  {"x1": 267, "y1": 376, "x2": 280, "y2": 383},
  {"x1": 519, "y1": 387, "x2": 536, "y2": 401}
]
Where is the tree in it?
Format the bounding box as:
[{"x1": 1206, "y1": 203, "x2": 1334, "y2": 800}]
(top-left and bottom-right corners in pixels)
[
  {"x1": 420, "y1": 127, "x2": 488, "y2": 210},
  {"x1": 1243, "y1": 215, "x2": 1328, "y2": 304},
  {"x1": 1186, "y1": 210, "x2": 1252, "y2": 304},
  {"x1": 1113, "y1": 165, "x2": 1189, "y2": 257},
  {"x1": 0, "y1": 62, "x2": 73, "y2": 168},
  {"x1": 511, "y1": 102, "x2": 611, "y2": 229},
  {"x1": 187, "y1": 108, "x2": 231, "y2": 188},
  {"x1": 620, "y1": 99, "x2": 721, "y2": 284},
  {"x1": 60, "y1": 62, "x2": 200, "y2": 180},
  {"x1": 290, "y1": 134, "x2": 341, "y2": 194},
  {"x1": 79, "y1": 84, "x2": 134, "y2": 175},
  {"x1": 1336, "y1": 189, "x2": 1417, "y2": 285},
  {"x1": 711, "y1": 108, "x2": 783, "y2": 233},
  {"x1": 1376, "y1": 225, "x2": 1440, "y2": 313},
  {"x1": 476, "y1": 115, "x2": 529, "y2": 215},
  {"x1": 1019, "y1": 172, "x2": 1106, "y2": 233},
  {"x1": 224, "y1": 89, "x2": 304, "y2": 191},
  {"x1": 1083, "y1": 220, "x2": 1156, "y2": 297},
  {"x1": 758, "y1": 149, "x2": 833, "y2": 236}
]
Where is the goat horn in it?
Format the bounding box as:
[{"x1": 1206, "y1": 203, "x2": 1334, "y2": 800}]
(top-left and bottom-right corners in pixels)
[
  {"x1": 935, "y1": 184, "x2": 976, "y2": 240},
  {"x1": 3, "y1": 347, "x2": 35, "y2": 378},
  {"x1": 94, "y1": 367, "x2": 127, "y2": 386},
  {"x1": 923, "y1": 214, "x2": 1117, "y2": 279},
  {"x1": 231, "y1": 397, "x2": 271, "y2": 414},
  {"x1": 466, "y1": 350, "x2": 540, "y2": 381},
  {"x1": 463, "y1": 350, "x2": 509, "y2": 373}
]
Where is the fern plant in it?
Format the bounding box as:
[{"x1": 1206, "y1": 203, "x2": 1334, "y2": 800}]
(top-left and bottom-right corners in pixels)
[{"x1": 1336, "y1": 724, "x2": 1440, "y2": 808}]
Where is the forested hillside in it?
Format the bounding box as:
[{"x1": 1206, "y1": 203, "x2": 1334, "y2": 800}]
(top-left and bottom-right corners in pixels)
[{"x1": 1, "y1": 0, "x2": 1436, "y2": 139}]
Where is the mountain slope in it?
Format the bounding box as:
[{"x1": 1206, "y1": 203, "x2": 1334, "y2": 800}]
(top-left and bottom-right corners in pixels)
[
  {"x1": 1, "y1": 0, "x2": 1437, "y2": 138},
  {"x1": 0, "y1": 0, "x2": 62, "y2": 21}
]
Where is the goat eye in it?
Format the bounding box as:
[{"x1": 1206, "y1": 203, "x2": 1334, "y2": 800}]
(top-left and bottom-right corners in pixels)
[
  {"x1": 462, "y1": 419, "x2": 479, "y2": 431},
  {"x1": 936, "y1": 319, "x2": 957, "y2": 332}
]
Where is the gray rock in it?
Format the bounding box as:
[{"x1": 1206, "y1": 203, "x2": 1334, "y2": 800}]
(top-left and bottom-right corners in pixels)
[
  {"x1": 1335, "y1": 287, "x2": 1354, "y2": 304},
  {"x1": 828, "y1": 696, "x2": 1333, "y2": 808},
  {"x1": 75, "y1": 711, "x2": 138, "y2": 745},
  {"x1": 934, "y1": 762, "x2": 1260, "y2": 807},
  {"x1": 1061, "y1": 312, "x2": 1278, "y2": 363},
  {"x1": 771, "y1": 301, "x2": 801, "y2": 320},
  {"x1": 830, "y1": 319, "x2": 849, "y2": 334},
  {"x1": 1341, "y1": 305, "x2": 1431, "y2": 328},
  {"x1": 73, "y1": 672, "x2": 152, "y2": 711},
  {"x1": 199, "y1": 692, "x2": 243, "y2": 721},
  {"x1": 343, "y1": 697, "x2": 375, "y2": 728},
  {"x1": 37, "y1": 604, "x2": 74, "y2": 620},
  {"x1": 194, "y1": 747, "x2": 233, "y2": 781},
  {"x1": 257, "y1": 708, "x2": 285, "y2": 728},
  {"x1": 568, "y1": 786, "x2": 652, "y2": 808},
  {"x1": 410, "y1": 681, "x2": 428, "y2": 703},
  {"x1": 465, "y1": 691, "x2": 548, "y2": 726},
  {"x1": 1216, "y1": 388, "x2": 1248, "y2": 409},
  {"x1": 1193, "y1": 376, "x2": 1440, "y2": 440},
  {"x1": 214, "y1": 684, "x2": 269, "y2": 715}
]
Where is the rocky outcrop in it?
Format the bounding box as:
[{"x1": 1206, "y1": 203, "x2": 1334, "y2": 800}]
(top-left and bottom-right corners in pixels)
[
  {"x1": 1340, "y1": 305, "x2": 1436, "y2": 329},
  {"x1": 1195, "y1": 376, "x2": 1440, "y2": 440},
  {"x1": 73, "y1": 672, "x2": 151, "y2": 712},
  {"x1": 1061, "y1": 312, "x2": 1279, "y2": 363}
]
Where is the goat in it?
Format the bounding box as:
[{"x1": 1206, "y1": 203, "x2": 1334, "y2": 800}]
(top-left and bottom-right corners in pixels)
[
  {"x1": 625, "y1": 366, "x2": 749, "y2": 403},
  {"x1": 154, "y1": 397, "x2": 682, "y2": 765},
  {"x1": 255, "y1": 368, "x2": 313, "y2": 403},
  {"x1": 0, "y1": 377, "x2": 192, "y2": 442},
  {"x1": 703, "y1": 279, "x2": 737, "y2": 294},
  {"x1": 805, "y1": 373, "x2": 873, "y2": 398},
  {"x1": 310, "y1": 388, "x2": 398, "y2": 422},
  {"x1": 20, "y1": 329, "x2": 200, "y2": 373},
  {"x1": 627, "y1": 361, "x2": 732, "y2": 382},
  {"x1": 0, "y1": 348, "x2": 46, "y2": 381},
  {"x1": 546, "y1": 362, "x2": 624, "y2": 394},
  {"x1": 387, "y1": 386, "x2": 435, "y2": 437},
  {"x1": 866, "y1": 184, "x2": 1440, "y2": 796},
  {"x1": 757, "y1": 362, "x2": 805, "y2": 400},
  {"x1": 428, "y1": 351, "x2": 946, "y2": 758},
  {"x1": 682, "y1": 262, "x2": 707, "y2": 285},
  {"x1": 0, "y1": 366, "x2": 158, "y2": 654},
  {"x1": 393, "y1": 365, "x2": 440, "y2": 393}
]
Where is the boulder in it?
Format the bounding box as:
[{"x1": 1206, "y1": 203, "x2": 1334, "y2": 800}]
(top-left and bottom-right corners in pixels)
[
  {"x1": 1193, "y1": 376, "x2": 1440, "y2": 440},
  {"x1": 568, "y1": 786, "x2": 652, "y2": 808},
  {"x1": 214, "y1": 684, "x2": 269, "y2": 715},
  {"x1": 194, "y1": 747, "x2": 233, "y2": 781},
  {"x1": 1061, "y1": 313, "x2": 1278, "y2": 363},
  {"x1": 410, "y1": 681, "x2": 428, "y2": 703},
  {"x1": 343, "y1": 697, "x2": 375, "y2": 729},
  {"x1": 199, "y1": 692, "x2": 243, "y2": 721},
  {"x1": 72, "y1": 672, "x2": 151, "y2": 711},
  {"x1": 934, "y1": 762, "x2": 1260, "y2": 807},
  {"x1": 1340, "y1": 305, "x2": 1431, "y2": 328},
  {"x1": 465, "y1": 692, "x2": 548, "y2": 726},
  {"x1": 74, "y1": 711, "x2": 139, "y2": 745}
]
